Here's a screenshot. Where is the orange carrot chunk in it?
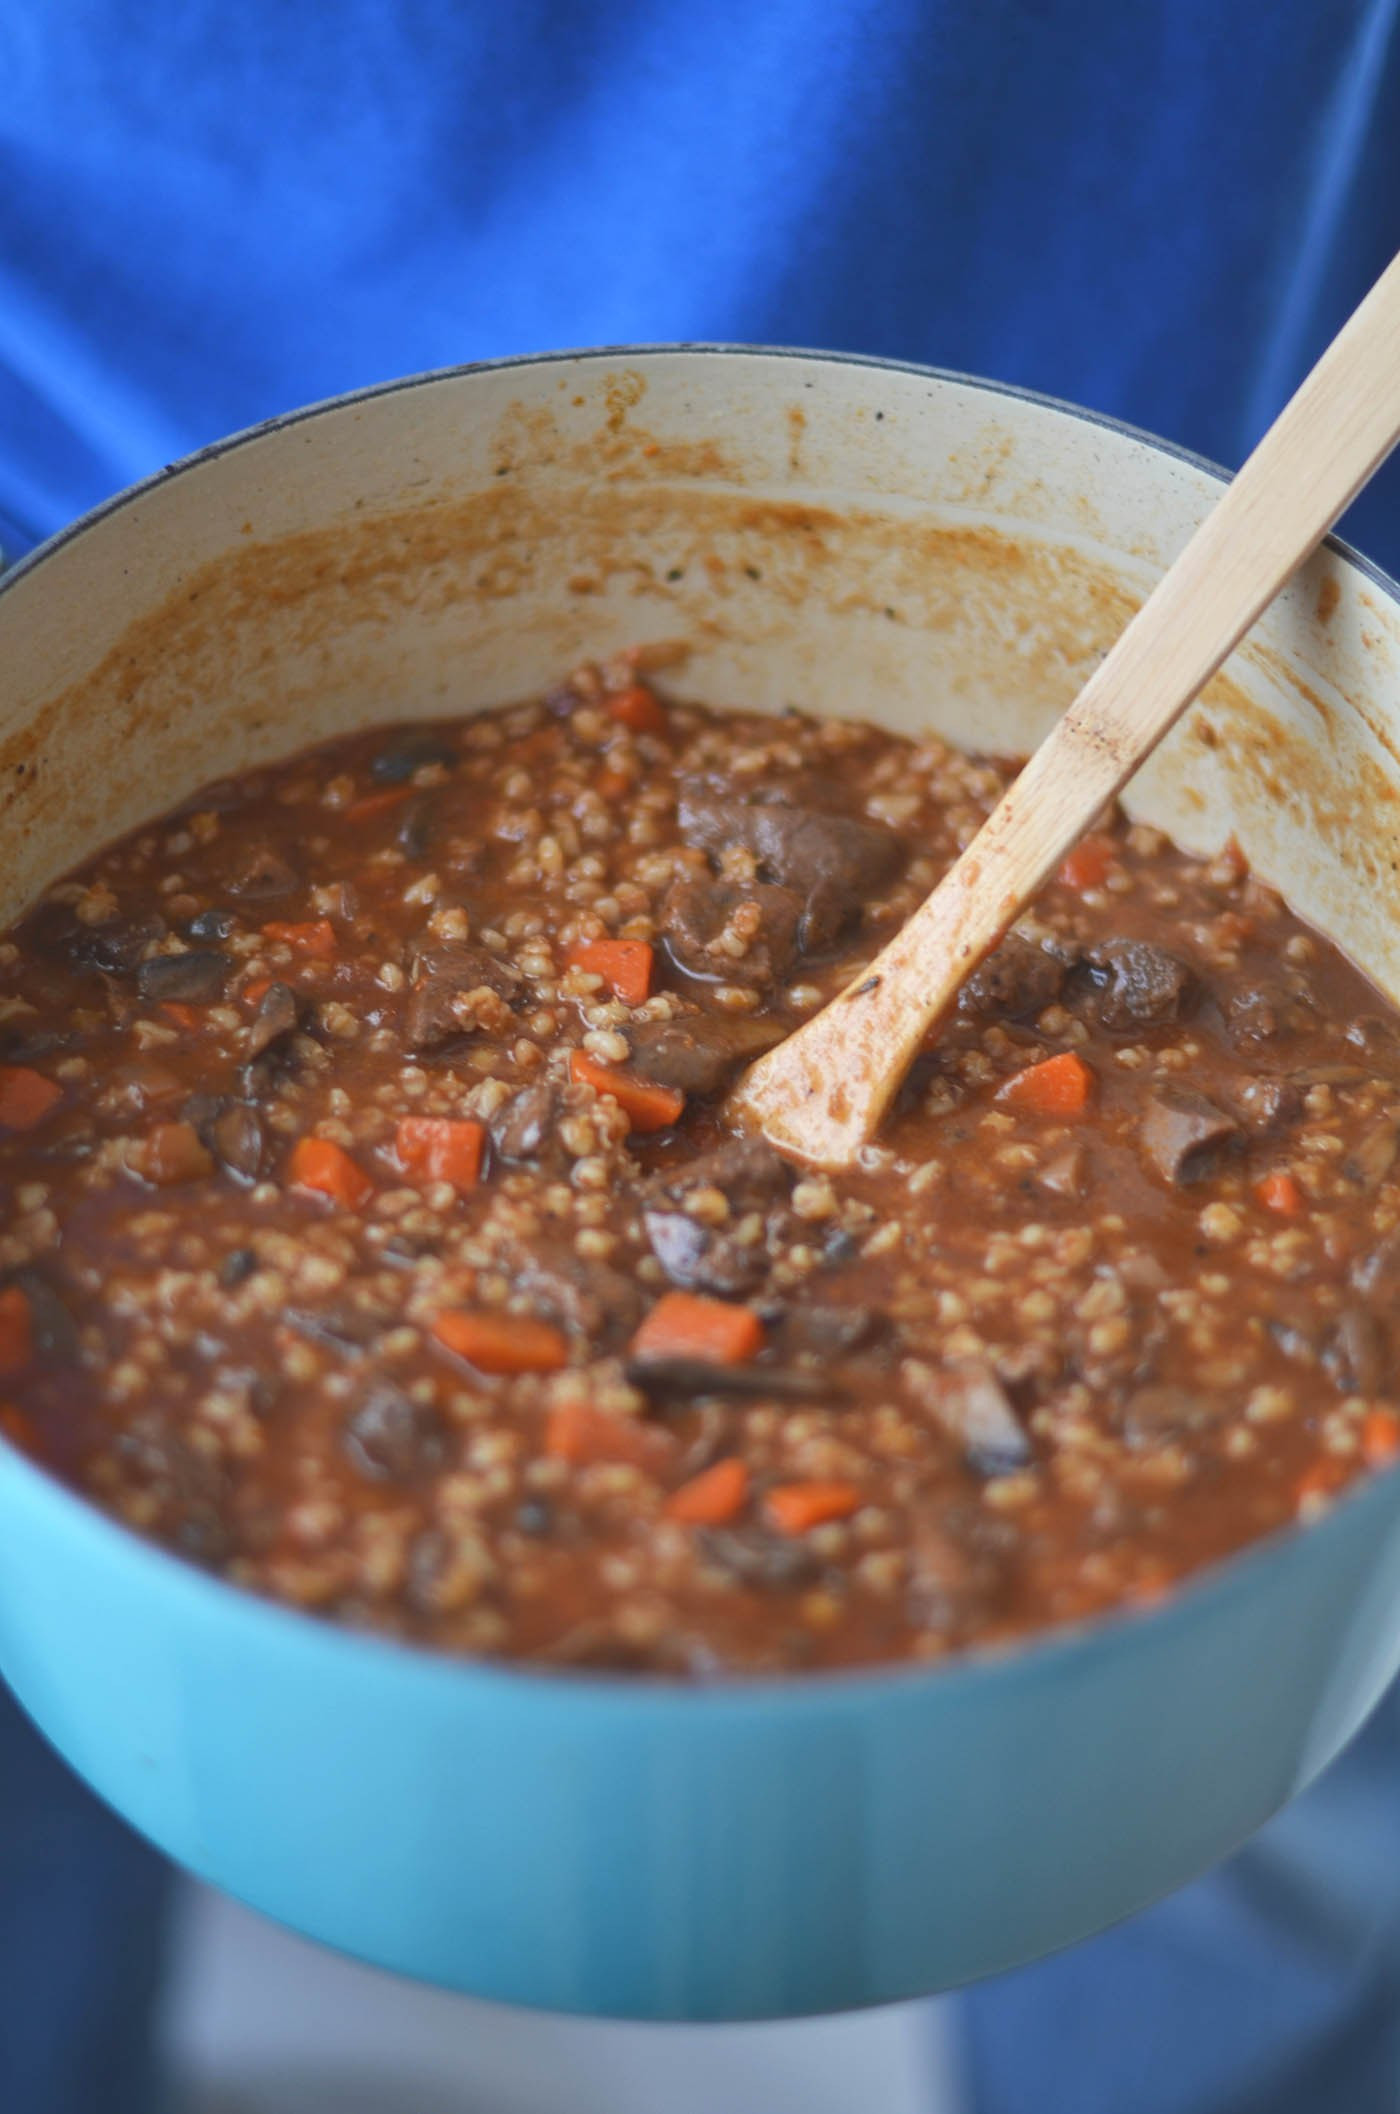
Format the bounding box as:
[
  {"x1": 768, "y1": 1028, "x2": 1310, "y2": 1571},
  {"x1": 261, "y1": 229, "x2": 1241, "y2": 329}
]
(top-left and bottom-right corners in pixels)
[
  {"x1": 1057, "y1": 834, "x2": 1114, "y2": 891},
  {"x1": 262, "y1": 918, "x2": 338, "y2": 958},
  {"x1": 665, "y1": 1456, "x2": 749, "y2": 1526},
  {"x1": 0, "y1": 1287, "x2": 31, "y2": 1378},
  {"x1": 433, "y1": 1309, "x2": 569, "y2": 1375},
  {"x1": 607, "y1": 684, "x2": 666, "y2": 733},
  {"x1": 161, "y1": 1002, "x2": 202, "y2": 1031},
  {"x1": 545, "y1": 1400, "x2": 658, "y2": 1466},
  {"x1": 1295, "y1": 1457, "x2": 1348, "y2": 1508},
  {"x1": 766, "y1": 1480, "x2": 861, "y2": 1535},
  {"x1": 0, "y1": 1066, "x2": 62, "y2": 1132},
  {"x1": 570, "y1": 1049, "x2": 683, "y2": 1133},
  {"x1": 1255, "y1": 1171, "x2": 1303, "y2": 1216},
  {"x1": 565, "y1": 938, "x2": 654, "y2": 1006},
  {"x1": 631, "y1": 1290, "x2": 763, "y2": 1366},
  {"x1": 242, "y1": 977, "x2": 272, "y2": 1008},
  {"x1": 288, "y1": 1136, "x2": 375, "y2": 1212},
  {"x1": 997, "y1": 1050, "x2": 1093, "y2": 1116},
  {"x1": 1363, "y1": 1409, "x2": 1400, "y2": 1466},
  {"x1": 395, "y1": 1116, "x2": 486, "y2": 1191}
]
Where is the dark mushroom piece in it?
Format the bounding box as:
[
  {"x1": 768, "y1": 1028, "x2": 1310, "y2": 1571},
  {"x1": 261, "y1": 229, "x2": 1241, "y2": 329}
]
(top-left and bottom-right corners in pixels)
[
  {"x1": 625, "y1": 1355, "x2": 844, "y2": 1404},
  {"x1": 229, "y1": 847, "x2": 300, "y2": 901},
  {"x1": 369, "y1": 730, "x2": 457, "y2": 784},
  {"x1": 342, "y1": 1385, "x2": 449, "y2": 1482},
  {"x1": 489, "y1": 1081, "x2": 558, "y2": 1163},
  {"x1": 243, "y1": 981, "x2": 301, "y2": 1061},
  {"x1": 908, "y1": 1360, "x2": 1032, "y2": 1477}
]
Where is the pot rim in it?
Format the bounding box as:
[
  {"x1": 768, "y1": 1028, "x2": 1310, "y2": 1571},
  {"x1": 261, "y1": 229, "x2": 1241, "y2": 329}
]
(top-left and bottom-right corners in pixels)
[{"x1": 3, "y1": 341, "x2": 1397, "y2": 1713}]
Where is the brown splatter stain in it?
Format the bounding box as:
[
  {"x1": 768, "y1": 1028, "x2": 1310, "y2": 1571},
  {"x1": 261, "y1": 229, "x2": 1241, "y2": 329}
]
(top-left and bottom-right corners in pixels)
[
  {"x1": 1317, "y1": 575, "x2": 1342, "y2": 626},
  {"x1": 788, "y1": 405, "x2": 806, "y2": 475},
  {"x1": 602, "y1": 370, "x2": 646, "y2": 434}
]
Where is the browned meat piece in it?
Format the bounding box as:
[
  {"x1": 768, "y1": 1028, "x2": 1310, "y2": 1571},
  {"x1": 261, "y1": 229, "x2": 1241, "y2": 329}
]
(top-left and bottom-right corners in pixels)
[
  {"x1": 642, "y1": 1207, "x2": 768, "y2": 1297},
  {"x1": 780, "y1": 1304, "x2": 884, "y2": 1357},
  {"x1": 404, "y1": 942, "x2": 522, "y2": 1050},
  {"x1": 626, "y1": 1014, "x2": 785, "y2": 1096},
  {"x1": 648, "y1": 1135, "x2": 791, "y2": 1212},
  {"x1": 1120, "y1": 1384, "x2": 1226, "y2": 1448},
  {"x1": 1324, "y1": 1307, "x2": 1389, "y2": 1394},
  {"x1": 136, "y1": 950, "x2": 229, "y2": 1004},
  {"x1": 489, "y1": 1080, "x2": 558, "y2": 1162},
  {"x1": 960, "y1": 933, "x2": 1072, "y2": 1021},
  {"x1": 660, "y1": 875, "x2": 803, "y2": 990},
  {"x1": 516, "y1": 1243, "x2": 641, "y2": 1338},
  {"x1": 396, "y1": 796, "x2": 435, "y2": 860},
  {"x1": 243, "y1": 981, "x2": 300, "y2": 1061},
  {"x1": 1085, "y1": 938, "x2": 1195, "y2": 1030},
  {"x1": 907, "y1": 1359, "x2": 1031, "y2": 1476},
  {"x1": 1344, "y1": 1118, "x2": 1400, "y2": 1190},
  {"x1": 1229, "y1": 1077, "x2": 1303, "y2": 1132},
  {"x1": 230, "y1": 846, "x2": 299, "y2": 900},
  {"x1": 343, "y1": 1385, "x2": 448, "y2": 1482},
  {"x1": 1036, "y1": 1143, "x2": 1087, "y2": 1198},
  {"x1": 133, "y1": 1120, "x2": 215, "y2": 1185},
  {"x1": 1140, "y1": 1086, "x2": 1238, "y2": 1184},
  {"x1": 697, "y1": 1525, "x2": 819, "y2": 1589},
  {"x1": 677, "y1": 776, "x2": 903, "y2": 950},
  {"x1": 26, "y1": 899, "x2": 167, "y2": 977}
]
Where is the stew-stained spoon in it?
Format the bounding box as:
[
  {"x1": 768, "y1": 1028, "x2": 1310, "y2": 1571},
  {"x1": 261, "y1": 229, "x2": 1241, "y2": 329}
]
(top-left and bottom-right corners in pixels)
[{"x1": 731, "y1": 249, "x2": 1400, "y2": 1168}]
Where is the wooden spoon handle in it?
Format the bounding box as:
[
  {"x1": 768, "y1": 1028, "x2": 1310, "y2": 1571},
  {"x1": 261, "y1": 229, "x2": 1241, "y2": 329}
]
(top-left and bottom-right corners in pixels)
[{"x1": 734, "y1": 249, "x2": 1400, "y2": 1167}]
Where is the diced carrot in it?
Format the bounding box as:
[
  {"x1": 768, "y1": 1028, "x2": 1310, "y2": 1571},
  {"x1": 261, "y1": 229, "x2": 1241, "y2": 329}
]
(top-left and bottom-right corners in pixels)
[
  {"x1": 596, "y1": 767, "x2": 631, "y2": 802},
  {"x1": 242, "y1": 977, "x2": 272, "y2": 1008},
  {"x1": 1255, "y1": 1171, "x2": 1303, "y2": 1216},
  {"x1": 161, "y1": 1002, "x2": 202, "y2": 1031},
  {"x1": 0, "y1": 1066, "x2": 62, "y2": 1132},
  {"x1": 262, "y1": 918, "x2": 338, "y2": 958},
  {"x1": 997, "y1": 1050, "x2": 1094, "y2": 1116},
  {"x1": 607, "y1": 683, "x2": 666, "y2": 733},
  {"x1": 432, "y1": 1308, "x2": 569, "y2": 1375},
  {"x1": 544, "y1": 1400, "x2": 658, "y2": 1466},
  {"x1": 570, "y1": 1049, "x2": 683, "y2": 1132},
  {"x1": 395, "y1": 1116, "x2": 486, "y2": 1190},
  {"x1": 1057, "y1": 834, "x2": 1114, "y2": 891},
  {"x1": 766, "y1": 1480, "x2": 861, "y2": 1535},
  {"x1": 347, "y1": 786, "x2": 413, "y2": 823},
  {"x1": 565, "y1": 938, "x2": 654, "y2": 1005},
  {"x1": 1295, "y1": 1457, "x2": 1347, "y2": 1509},
  {"x1": 1363, "y1": 1409, "x2": 1400, "y2": 1466},
  {"x1": 0, "y1": 1404, "x2": 36, "y2": 1454},
  {"x1": 288, "y1": 1136, "x2": 375, "y2": 1212},
  {"x1": 0, "y1": 1286, "x2": 32, "y2": 1377},
  {"x1": 631, "y1": 1290, "x2": 763, "y2": 1365},
  {"x1": 665, "y1": 1456, "x2": 749, "y2": 1526}
]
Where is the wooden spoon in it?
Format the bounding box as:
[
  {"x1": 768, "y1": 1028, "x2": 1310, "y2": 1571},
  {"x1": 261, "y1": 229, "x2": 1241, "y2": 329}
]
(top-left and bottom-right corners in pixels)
[{"x1": 732, "y1": 250, "x2": 1400, "y2": 1168}]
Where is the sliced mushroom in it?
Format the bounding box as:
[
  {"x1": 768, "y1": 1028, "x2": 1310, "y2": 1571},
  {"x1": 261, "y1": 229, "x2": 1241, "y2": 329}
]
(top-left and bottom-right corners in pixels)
[
  {"x1": 135, "y1": 950, "x2": 229, "y2": 1004},
  {"x1": 1324, "y1": 1307, "x2": 1389, "y2": 1395},
  {"x1": 244, "y1": 981, "x2": 300, "y2": 1060},
  {"x1": 906, "y1": 1359, "x2": 1031, "y2": 1477},
  {"x1": 343, "y1": 1385, "x2": 449, "y2": 1482},
  {"x1": 230, "y1": 846, "x2": 299, "y2": 900},
  {"x1": 489, "y1": 1080, "x2": 558, "y2": 1163}
]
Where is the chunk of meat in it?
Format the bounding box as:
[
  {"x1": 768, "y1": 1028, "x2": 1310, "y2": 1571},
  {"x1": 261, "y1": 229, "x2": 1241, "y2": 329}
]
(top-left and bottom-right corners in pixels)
[
  {"x1": 1084, "y1": 938, "x2": 1194, "y2": 1031},
  {"x1": 135, "y1": 951, "x2": 229, "y2": 1004},
  {"x1": 677, "y1": 776, "x2": 904, "y2": 949},
  {"x1": 404, "y1": 943, "x2": 522, "y2": 1050},
  {"x1": 648, "y1": 1136, "x2": 792, "y2": 1213},
  {"x1": 1120, "y1": 1384, "x2": 1226, "y2": 1448},
  {"x1": 489, "y1": 1081, "x2": 557, "y2": 1163},
  {"x1": 643, "y1": 1207, "x2": 768, "y2": 1297},
  {"x1": 1324, "y1": 1307, "x2": 1389, "y2": 1395},
  {"x1": 1229, "y1": 1077, "x2": 1303, "y2": 1133},
  {"x1": 4, "y1": 1269, "x2": 79, "y2": 1362},
  {"x1": 230, "y1": 846, "x2": 299, "y2": 900},
  {"x1": 27, "y1": 901, "x2": 168, "y2": 978},
  {"x1": 959, "y1": 933, "x2": 1071, "y2": 1022},
  {"x1": 660, "y1": 875, "x2": 803, "y2": 990},
  {"x1": 697, "y1": 1524, "x2": 819, "y2": 1589},
  {"x1": 1140, "y1": 1086, "x2": 1238, "y2": 1185},
  {"x1": 209, "y1": 1103, "x2": 267, "y2": 1183},
  {"x1": 1344, "y1": 1118, "x2": 1400, "y2": 1190},
  {"x1": 1223, "y1": 980, "x2": 1318, "y2": 1050},
  {"x1": 906, "y1": 1359, "x2": 1031, "y2": 1476},
  {"x1": 626, "y1": 1014, "x2": 785, "y2": 1097},
  {"x1": 515, "y1": 1243, "x2": 641, "y2": 1338},
  {"x1": 343, "y1": 1385, "x2": 448, "y2": 1482}
]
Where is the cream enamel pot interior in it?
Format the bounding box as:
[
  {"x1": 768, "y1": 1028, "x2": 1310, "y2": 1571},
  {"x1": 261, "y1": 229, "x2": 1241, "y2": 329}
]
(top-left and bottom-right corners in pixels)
[{"x1": 3, "y1": 349, "x2": 1400, "y2": 2021}]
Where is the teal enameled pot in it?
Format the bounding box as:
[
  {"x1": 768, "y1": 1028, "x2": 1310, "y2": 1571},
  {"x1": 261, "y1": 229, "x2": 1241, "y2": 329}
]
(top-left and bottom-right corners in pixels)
[{"x1": 3, "y1": 349, "x2": 1400, "y2": 2019}]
